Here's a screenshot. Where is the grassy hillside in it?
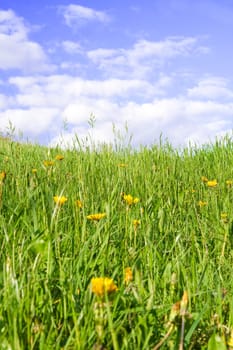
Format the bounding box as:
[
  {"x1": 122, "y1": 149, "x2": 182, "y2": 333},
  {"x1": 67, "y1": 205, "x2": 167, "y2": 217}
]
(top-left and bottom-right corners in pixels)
[{"x1": 0, "y1": 135, "x2": 233, "y2": 349}]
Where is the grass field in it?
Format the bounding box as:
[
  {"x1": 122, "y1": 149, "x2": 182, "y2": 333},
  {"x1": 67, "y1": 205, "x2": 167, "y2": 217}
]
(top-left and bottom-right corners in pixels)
[{"x1": 0, "y1": 134, "x2": 233, "y2": 349}]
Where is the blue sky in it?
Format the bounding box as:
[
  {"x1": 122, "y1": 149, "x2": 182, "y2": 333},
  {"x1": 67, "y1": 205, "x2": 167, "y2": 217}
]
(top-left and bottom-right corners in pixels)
[{"x1": 0, "y1": 0, "x2": 233, "y2": 148}]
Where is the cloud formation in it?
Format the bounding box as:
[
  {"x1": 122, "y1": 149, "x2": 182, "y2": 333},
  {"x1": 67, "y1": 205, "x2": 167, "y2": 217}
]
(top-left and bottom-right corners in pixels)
[
  {"x1": 87, "y1": 37, "x2": 208, "y2": 78},
  {"x1": 0, "y1": 3, "x2": 232, "y2": 149},
  {"x1": 61, "y1": 4, "x2": 111, "y2": 27},
  {"x1": 1, "y1": 72, "x2": 232, "y2": 148},
  {"x1": 0, "y1": 9, "x2": 53, "y2": 72},
  {"x1": 188, "y1": 77, "x2": 233, "y2": 100},
  {"x1": 61, "y1": 40, "x2": 82, "y2": 54}
]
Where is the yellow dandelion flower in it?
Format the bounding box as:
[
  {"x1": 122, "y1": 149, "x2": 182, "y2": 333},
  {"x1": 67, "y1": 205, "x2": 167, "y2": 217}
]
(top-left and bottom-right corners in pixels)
[
  {"x1": 122, "y1": 194, "x2": 133, "y2": 205},
  {"x1": 32, "y1": 168, "x2": 37, "y2": 174},
  {"x1": 117, "y1": 163, "x2": 127, "y2": 168},
  {"x1": 221, "y1": 213, "x2": 228, "y2": 224},
  {"x1": 124, "y1": 267, "x2": 133, "y2": 284},
  {"x1": 201, "y1": 176, "x2": 208, "y2": 182},
  {"x1": 87, "y1": 213, "x2": 106, "y2": 221},
  {"x1": 227, "y1": 328, "x2": 233, "y2": 347},
  {"x1": 122, "y1": 193, "x2": 139, "y2": 206},
  {"x1": 133, "y1": 219, "x2": 140, "y2": 228},
  {"x1": 226, "y1": 180, "x2": 233, "y2": 187},
  {"x1": 91, "y1": 277, "x2": 118, "y2": 297},
  {"x1": 76, "y1": 200, "x2": 83, "y2": 208},
  {"x1": 207, "y1": 179, "x2": 217, "y2": 188},
  {"x1": 53, "y1": 195, "x2": 68, "y2": 205},
  {"x1": 198, "y1": 200, "x2": 207, "y2": 207},
  {"x1": 0, "y1": 171, "x2": 6, "y2": 181},
  {"x1": 44, "y1": 160, "x2": 54, "y2": 167},
  {"x1": 55, "y1": 154, "x2": 64, "y2": 161}
]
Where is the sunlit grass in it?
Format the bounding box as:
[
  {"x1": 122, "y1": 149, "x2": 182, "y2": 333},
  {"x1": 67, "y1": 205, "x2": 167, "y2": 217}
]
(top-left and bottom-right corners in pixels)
[{"x1": 0, "y1": 134, "x2": 233, "y2": 349}]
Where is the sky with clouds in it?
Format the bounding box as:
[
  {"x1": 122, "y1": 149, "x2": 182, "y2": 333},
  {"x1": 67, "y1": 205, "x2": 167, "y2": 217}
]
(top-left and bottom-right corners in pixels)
[{"x1": 0, "y1": 0, "x2": 233, "y2": 148}]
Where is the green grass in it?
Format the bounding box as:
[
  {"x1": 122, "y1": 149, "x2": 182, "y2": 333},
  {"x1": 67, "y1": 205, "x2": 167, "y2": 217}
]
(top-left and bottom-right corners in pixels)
[{"x1": 0, "y1": 134, "x2": 233, "y2": 349}]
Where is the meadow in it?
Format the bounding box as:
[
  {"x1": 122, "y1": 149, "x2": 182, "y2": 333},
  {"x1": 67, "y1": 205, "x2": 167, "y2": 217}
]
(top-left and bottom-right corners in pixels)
[{"x1": 0, "y1": 134, "x2": 233, "y2": 349}]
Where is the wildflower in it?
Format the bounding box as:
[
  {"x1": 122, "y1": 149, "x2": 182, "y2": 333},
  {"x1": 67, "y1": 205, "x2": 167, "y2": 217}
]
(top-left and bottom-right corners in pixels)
[
  {"x1": 227, "y1": 328, "x2": 233, "y2": 348},
  {"x1": 55, "y1": 154, "x2": 64, "y2": 161},
  {"x1": 133, "y1": 219, "x2": 140, "y2": 228},
  {"x1": 43, "y1": 160, "x2": 54, "y2": 167},
  {"x1": 226, "y1": 180, "x2": 233, "y2": 187},
  {"x1": 117, "y1": 163, "x2": 127, "y2": 168},
  {"x1": 122, "y1": 193, "x2": 139, "y2": 206},
  {"x1": 0, "y1": 171, "x2": 6, "y2": 181},
  {"x1": 32, "y1": 168, "x2": 37, "y2": 174},
  {"x1": 201, "y1": 176, "x2": 208, "y2": 182},
  {"x1": 91, "y1": 277, "x2": 118, "y2": 297},
  {"x1": 124, "y1": 267, "x2": 133, "y2": 284},
  {"x1": 76, "y1": 200, "x2": 83, "y2": 208},
  {"x1": 207, "y1": 179, "x2": 217, "y2": 188},
  {"x1": 221, "y1": 213, "x2": 228, "y2": 224},
  {"x1": 221, "y1": 213, "x2": 228, "y2": 219},
  {"x1": 87, "y1": 213, "x2": 106, "y2": 221},
  {"x1": 198, "y1": 200, "x2": 207, "y2": 207},
  {"x1": 53, "y1": 195, "x2": 68, "y2": 205}
]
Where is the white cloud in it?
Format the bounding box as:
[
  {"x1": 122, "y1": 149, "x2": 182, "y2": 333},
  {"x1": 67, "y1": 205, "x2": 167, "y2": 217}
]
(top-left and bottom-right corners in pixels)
[
  {"x1": 87, "y1": 37, "x2": 209, "y2": 78},
  {"x1": 0, "y1": 107, "x2": 60, "y2": 136},
  {"x1": 61, "y1": 40, "x2": 82, "y2": 54},
  {"x1": 9, "y1": 75, "x2": 156, "y2": 105},
  {"x1": 0, "y1": 9, "x2": 27, "y2": 38},
  {"x1": 187, "y1": 77, "x2": 233, "y2": 100},
  {"x1": 0, "y1": 94, "x2": 14, "y2": 109},
  {"x1": 0, "y1": 9, "x2": 53, "y2": 72},
  {"x1": 0, "y1": 5, "x2": 230, "y2": 151},
  {"x1": 130, "y1": 37, "x2": 204, "y2": 59},
  {"x1": 49, "y1": 119, "x2": 131, "y2": 149},
  {"x1": 61, "y1": 4, "x2": 111, "y2": 27},
  {"x1": 59, "y1": 61, "x2": 84, "y2": 71},
  {"x1": 5, "y1": 71, "x2": 233, "y2": 148},
  {"x1": 48, "y1": 95, "x2": 233, "y2": 149},
  {"x1": 62, "y1": 98, "x2": 120, "y2": 125}
]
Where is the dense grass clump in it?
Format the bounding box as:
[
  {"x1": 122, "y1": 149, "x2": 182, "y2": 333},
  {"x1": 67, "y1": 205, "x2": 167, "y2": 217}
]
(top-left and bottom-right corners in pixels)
[{"x1": 0, "y1": 135, "x2": 233, "y2": 349}]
